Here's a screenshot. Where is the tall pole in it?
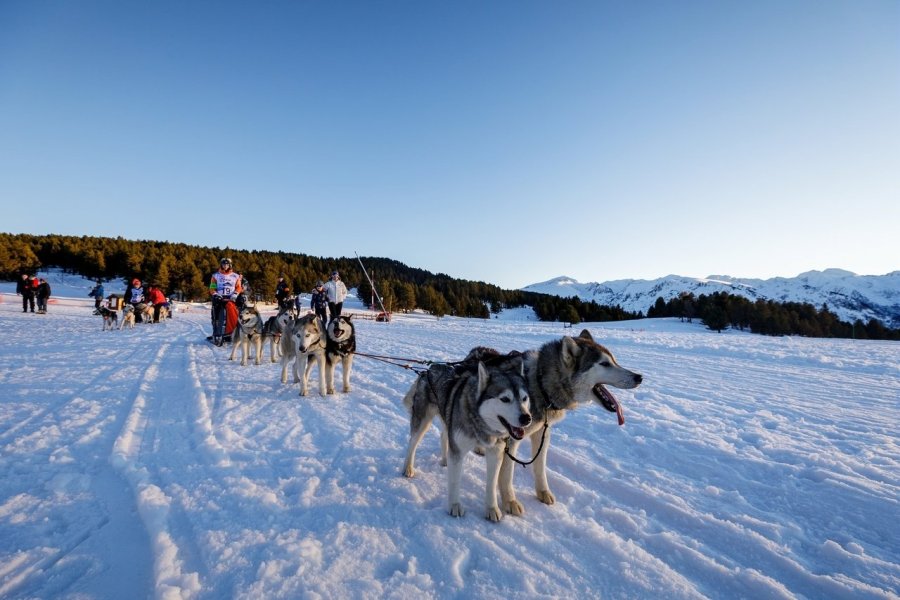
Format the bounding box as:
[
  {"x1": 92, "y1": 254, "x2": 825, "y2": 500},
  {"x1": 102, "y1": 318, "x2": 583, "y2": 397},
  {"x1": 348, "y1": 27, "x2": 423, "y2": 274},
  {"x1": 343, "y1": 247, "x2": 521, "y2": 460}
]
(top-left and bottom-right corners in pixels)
[{"x1": 355, "y1": 252, "x2": 389, "y2": 318}]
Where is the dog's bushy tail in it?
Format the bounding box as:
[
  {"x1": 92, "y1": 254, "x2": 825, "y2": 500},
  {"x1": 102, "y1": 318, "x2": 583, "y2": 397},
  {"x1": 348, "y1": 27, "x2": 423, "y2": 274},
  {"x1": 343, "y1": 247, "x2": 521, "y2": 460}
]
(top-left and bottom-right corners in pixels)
[{"x1": 401, "y1": 375, "x2": 423, "y2": 414}]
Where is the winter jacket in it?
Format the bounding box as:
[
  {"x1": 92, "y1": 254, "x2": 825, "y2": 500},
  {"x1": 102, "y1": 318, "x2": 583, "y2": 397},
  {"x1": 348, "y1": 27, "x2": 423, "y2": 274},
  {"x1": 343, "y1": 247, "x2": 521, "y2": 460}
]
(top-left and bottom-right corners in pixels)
[
  {"x1": 37, "y1": 282, "x2": 51, "y2": 300},
  {"x1": 311, "y1": 289, "x2": 328, "y2": 312},
  {"x1": 89, "y1": 284, "x2": 105, "y2": 299},
  {"x1": 324, "y1": 279, "x2": 347, "y2": 304},
  {"x1": 148, "y1": 288, "x2": 167, "y2": 305}
]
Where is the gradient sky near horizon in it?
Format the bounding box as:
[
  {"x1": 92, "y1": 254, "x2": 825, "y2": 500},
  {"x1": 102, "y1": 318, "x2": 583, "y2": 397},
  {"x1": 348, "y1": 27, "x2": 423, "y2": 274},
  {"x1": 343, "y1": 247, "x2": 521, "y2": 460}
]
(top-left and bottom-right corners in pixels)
[{"x1": 2, "y1": 1, "x2": 897, "y2": 289}]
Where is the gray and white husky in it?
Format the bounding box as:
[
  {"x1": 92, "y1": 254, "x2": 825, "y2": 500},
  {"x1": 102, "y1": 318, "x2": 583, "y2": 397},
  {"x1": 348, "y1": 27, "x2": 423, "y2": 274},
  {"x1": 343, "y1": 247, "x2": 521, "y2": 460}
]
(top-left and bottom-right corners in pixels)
[
  {"x1": 324, "y1": 316, "x2": 356, "y2": 394},
  {"x1": 280, "y1": 313, "x2": 327, "y2": 396},
  {"x1": 229, "y1": 305, "x2": 268, "y2": 366},
  {"x1": 403, "y1": 350, "x2": 532, "y2": 521},
  {"x1": 261, "y1": 305, "x2": 296, "y2": 363},
  {"x1": 498, "y1": 330, "x2": 643, "y2": 515}
]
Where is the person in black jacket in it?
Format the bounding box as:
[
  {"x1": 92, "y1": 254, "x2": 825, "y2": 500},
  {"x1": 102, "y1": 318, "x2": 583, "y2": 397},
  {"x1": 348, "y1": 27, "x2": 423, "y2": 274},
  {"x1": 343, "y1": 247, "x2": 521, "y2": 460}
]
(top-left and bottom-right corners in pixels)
[
  {"x1": 36, "y1": 278, "x2": 51, "y2": 314},
  {"x1": 16, "y1": 274, "x2": 36, "y2": 313},
  {"x1": 275, "y1": 276, "x2": 291, "y2": 310}
]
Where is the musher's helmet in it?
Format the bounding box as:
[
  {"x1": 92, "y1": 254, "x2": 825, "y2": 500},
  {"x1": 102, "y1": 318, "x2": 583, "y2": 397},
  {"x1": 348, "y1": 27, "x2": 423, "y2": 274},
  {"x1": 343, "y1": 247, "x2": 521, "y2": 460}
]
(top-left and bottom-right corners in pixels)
[{"x1": 220, "y1": 257, "x2": 233, "y2": 269}]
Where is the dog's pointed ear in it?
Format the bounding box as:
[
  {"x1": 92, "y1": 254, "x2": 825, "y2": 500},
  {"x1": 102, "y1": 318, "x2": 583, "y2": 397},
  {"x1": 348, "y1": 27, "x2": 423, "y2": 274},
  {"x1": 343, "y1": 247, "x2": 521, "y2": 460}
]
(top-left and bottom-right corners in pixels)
[
  {"x1": 561, "y1": 336, "x2": 580, "y2": 369},
  {"x1": 578, "y1": 329, "x2": 594, "y2": 342},
  {"x1": 477, "y1": 361, "x2": 489, "y2": 395},
  {"x1": 513, "y1": 355, "x2": 525, "y2": 377}
]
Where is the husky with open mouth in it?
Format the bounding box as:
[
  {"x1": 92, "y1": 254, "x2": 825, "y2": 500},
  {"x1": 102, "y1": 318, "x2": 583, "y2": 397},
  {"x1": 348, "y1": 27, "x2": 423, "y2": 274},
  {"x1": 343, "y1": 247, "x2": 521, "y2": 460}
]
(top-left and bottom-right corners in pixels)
[{"x1": 403, "y1": 349, "x2": 532, "y2": 521}]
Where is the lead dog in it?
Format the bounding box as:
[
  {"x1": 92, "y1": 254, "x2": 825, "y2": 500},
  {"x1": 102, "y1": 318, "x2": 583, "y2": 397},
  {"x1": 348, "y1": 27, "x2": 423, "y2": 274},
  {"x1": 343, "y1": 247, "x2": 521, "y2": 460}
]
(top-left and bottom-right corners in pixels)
[
  {"x1": 98, "y1": 306, "x2": 118, "y2": 331},
  {"x1": 324, "y1": 315, "x2": 356, "y2": 394},
  {"x1": 280, "y1": 314, "x2": 327, "y2": 396},
  {"x1": 403, "y1": 350, "x2": 532, "y2": 521},
  {"x1": 498, "y1": 330, "x2": 642, "y2": 515},
  {"x1": 229, "y1": 306, "x2": 266, "y2": 366}
]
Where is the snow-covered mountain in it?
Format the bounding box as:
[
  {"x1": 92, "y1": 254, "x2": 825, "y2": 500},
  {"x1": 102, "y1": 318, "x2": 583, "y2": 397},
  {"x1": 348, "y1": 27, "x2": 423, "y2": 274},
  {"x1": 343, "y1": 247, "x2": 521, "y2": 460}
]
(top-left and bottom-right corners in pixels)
[{"x1": 523, "y1": 269, "x2": 900, "y2": 328}]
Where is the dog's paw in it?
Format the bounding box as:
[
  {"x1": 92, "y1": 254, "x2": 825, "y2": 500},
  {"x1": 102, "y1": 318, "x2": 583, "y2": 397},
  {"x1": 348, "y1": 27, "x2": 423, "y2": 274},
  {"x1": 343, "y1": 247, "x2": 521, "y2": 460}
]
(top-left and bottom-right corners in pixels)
[
  {"x1": 449, "y1": 504, "x2": 465, "y2": 518},
  {"x1": 504, "y1": 500, "x2": 525, "y2": 516},
  {"x1": 342, "y1": 386, "x2": 351, "y2": 393},
  {"x1": 485, "y1": 506, "x2": 503, "y2": 522},
  {"x1": 326, "y1": 387, "x2": 335, "y2": 395},
  {"x1": 440, "y1": 457, "x2": 448, "y2": 467},
  {"x1": 536, "y1": 490, "x2": 556, "y2": 505},
  {"x1": 472, "y1": 446, "x2": 485, "y2": 456},
  {"x1": 403, "y1": 465, "x2": 415, "y2": 478}
]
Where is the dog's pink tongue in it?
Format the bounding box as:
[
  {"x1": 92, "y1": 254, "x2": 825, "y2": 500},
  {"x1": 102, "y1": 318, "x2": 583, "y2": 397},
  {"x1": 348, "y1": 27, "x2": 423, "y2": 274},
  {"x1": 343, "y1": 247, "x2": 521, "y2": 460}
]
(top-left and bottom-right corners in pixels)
[{"x1": 616, "y1": 403, "x2": 625, "y2": 426}]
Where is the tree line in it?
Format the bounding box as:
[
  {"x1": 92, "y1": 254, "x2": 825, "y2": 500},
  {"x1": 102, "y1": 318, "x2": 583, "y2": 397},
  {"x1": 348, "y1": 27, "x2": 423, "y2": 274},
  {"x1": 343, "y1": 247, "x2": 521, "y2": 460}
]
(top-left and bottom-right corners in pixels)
[
  {"x1": 2, "y1": 233, "x2": 897, "y2": 338},
  {"x1": 647, "y1": 291, "x2": 900, "y2": 340},
  {"x1": 1, "y1": 232, "x2": 637, "y2": 322}
]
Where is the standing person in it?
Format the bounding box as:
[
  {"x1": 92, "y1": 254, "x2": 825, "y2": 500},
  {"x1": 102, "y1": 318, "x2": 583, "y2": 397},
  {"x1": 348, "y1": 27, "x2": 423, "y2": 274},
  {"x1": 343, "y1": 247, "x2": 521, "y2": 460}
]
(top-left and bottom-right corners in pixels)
[
  {"x1": 88, "y1": 280, "x2": 105, "y2": 312},
  {"x1": 310, "y1": 281, "x2": 329, "y2": 330},
  {"x1": 324, "y1": 270, "x2": 347, "y2": 322},
  {"x1": 275, "y1": 276, "x2": 291, "y2": 310},
  {"x1": 36, "y1": 278, "x2": 51, "y2": 314},
  {"x1": 16, "y1": 273, "x2": 36, "y2": 313},
  {"x1": 209, "y1": 257, "x2": 243, "y2": 346},
  {"x1": 124, "y1": 278, "x2": 147, "y2": 322},
  {"x1": 147, "y1": 284, "x2": 169, "y2": 323}
]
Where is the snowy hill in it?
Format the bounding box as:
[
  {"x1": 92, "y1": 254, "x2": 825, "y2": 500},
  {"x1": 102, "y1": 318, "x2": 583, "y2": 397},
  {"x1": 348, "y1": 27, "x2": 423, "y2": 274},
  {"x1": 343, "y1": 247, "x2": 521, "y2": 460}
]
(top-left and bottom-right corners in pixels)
[
  {"x1": 523, "y1": 270, "x2": 900, "y2": 328},
  {"x1": 0, "y1": 279, "x2": 898, "y2": 598}
]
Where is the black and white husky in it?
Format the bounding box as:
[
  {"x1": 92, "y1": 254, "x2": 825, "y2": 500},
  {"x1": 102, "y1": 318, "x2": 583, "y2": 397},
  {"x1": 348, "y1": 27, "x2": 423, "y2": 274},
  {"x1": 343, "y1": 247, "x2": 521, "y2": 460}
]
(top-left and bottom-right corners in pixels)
[
  {"x1": 324, "y1": 316, "x2": 356, "y2": 394},
  {"x1": 229, "y1": 306, "x2": 268, "y2": 366},
  {"x1": 403, "y1": 350, "x2": 532, "y2": 521}
]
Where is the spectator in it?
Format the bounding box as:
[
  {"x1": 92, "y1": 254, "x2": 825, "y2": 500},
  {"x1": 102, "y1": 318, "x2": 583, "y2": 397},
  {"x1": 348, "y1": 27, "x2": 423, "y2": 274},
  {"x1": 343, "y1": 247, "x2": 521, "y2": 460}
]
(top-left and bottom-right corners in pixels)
[
  {"x1": 323, "y1": 270, "x2": 347, "y2": 321},
  {"x1": 88, "y1": 281, "x2": 105, "y2": 312},
  {"x1": 16, "y1": 273, "x2": 36, "y2": 313},
  {"x1": 310, "y1": 280, "x2": 329, "y2": 330},
  {"x1": 275, "y1": 276, "x2": 291, "y2": 310},
  {"x1": 36, "y1": 278, "x2": 51, "y2": 314}
]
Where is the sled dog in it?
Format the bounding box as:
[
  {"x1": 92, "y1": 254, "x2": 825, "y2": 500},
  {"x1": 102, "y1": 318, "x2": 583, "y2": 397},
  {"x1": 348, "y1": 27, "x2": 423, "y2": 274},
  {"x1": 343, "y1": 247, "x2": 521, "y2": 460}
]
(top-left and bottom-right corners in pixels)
[
  {"x1": 280, "y1": 313, "x2": 327, "y2": 395},
  {"x1": 498, "y1": 330, "x2": 642, "y2": 515},
  {"x1": 403, "y1": 350, "x2": 532, "y2": 521},
  {"x1": 261, "y1": 305, "x2": 295, "y2": 363},
  {"x1": 99, "y1": 306, "x2": 118, "y2": 331},
  {"x1": 324, "y1": 315, "x2": 356, "y2": 394},
  {"x1": 229, "y1": 306, "x2": 267, "y2": 366},
  {"x1": 139, "y1": 303, "x2": 155, "y2": 324},
  {"x1": 120, "y1": 305, "x2": 135, "y2": 329}
]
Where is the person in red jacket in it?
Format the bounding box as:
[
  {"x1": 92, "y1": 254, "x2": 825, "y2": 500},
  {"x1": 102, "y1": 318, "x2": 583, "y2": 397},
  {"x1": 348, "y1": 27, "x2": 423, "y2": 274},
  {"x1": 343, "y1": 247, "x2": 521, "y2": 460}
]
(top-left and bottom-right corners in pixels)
[{"x1": 147, "y1": 284, "x2": 170, "y2": 323}]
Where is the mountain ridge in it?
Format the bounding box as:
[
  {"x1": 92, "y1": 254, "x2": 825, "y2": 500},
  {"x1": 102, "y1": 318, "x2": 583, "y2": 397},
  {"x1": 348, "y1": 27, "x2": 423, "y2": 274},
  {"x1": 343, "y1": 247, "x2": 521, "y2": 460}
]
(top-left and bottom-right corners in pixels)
[{"x1": 523, "y1": 270, "x2": 900, "y2": 328}]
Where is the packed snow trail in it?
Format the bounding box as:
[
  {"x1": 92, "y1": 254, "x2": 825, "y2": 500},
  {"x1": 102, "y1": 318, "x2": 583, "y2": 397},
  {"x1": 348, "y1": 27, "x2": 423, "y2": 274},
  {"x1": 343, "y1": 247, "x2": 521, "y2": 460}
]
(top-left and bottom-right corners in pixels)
[{"x1": 1, "y1": 290, "x2": 898, "y2": 599}]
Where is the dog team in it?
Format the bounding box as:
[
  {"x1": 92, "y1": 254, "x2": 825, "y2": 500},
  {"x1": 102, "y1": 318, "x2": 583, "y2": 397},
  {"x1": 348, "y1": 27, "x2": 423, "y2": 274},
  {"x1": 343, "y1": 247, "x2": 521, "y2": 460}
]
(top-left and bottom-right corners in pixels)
[
  {"x1": 92, "y1": 278, "x2": 171, "y2": 330},
  {"x1": 93, "y1": 257, "x2": 645, "y2": 523}
]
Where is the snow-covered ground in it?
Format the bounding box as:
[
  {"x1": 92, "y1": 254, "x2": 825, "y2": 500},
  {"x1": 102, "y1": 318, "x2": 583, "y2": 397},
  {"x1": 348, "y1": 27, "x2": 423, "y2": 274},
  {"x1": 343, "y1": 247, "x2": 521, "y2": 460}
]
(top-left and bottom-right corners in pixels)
[{"x1": 1, "y1": 274, "x2": 898, "y2": 599}]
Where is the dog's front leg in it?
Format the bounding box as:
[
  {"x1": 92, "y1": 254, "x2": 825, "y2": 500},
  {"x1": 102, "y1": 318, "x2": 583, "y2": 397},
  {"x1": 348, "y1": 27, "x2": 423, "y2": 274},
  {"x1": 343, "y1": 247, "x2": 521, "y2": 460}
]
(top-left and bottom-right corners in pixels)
[
  {"x1": 484, "y1": 443, "x2": 504, "y2": 522},
  {"x1": 531, "y1": 428, "x2": 555, "y2": 505},
  {"x1": 315, "y1": 353, "x2": 327, "y2": 396},
  {"x1": 229, "y1": 335, "x2": 239, "y2": 362},
  {"x1": 299, "y1": 356, "x2": 311, "y2": 396},
  {"x1": 447, "y1": 450, "x2": 466, "y2": 518},
  {"x1": 499, "y1": 439, "x2": 525, "y2": 516},
  {"x1": 341, "y1": 356, "x2": 353, "y2": 393},
  {"x1": 324, "y1": 358, "x2": 336, "y2": 395},
  {"x1": 253, "y1": 336, "x2": 262, "y2": 365}
]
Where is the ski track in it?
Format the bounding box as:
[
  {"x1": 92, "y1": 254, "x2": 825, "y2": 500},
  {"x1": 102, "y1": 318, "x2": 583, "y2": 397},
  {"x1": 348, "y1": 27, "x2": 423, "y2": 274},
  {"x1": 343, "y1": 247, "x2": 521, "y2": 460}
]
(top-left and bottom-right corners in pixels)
[{"x1": 1, "y1": 296, "x2": 898, "y2": 599}]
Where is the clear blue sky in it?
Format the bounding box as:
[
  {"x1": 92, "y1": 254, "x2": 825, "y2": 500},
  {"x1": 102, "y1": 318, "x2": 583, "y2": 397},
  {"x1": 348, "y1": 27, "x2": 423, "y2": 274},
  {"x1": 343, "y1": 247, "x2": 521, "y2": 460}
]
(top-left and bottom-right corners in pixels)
[{"x1": 2, "y1": 1, "x2": 897, "y2": 289}]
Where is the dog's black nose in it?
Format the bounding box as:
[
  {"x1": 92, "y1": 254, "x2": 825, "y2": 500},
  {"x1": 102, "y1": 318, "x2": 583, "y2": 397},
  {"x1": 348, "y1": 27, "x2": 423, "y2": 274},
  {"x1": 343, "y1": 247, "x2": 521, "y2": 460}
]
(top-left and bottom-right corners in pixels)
[
  {"x1": 634, "y1": 373, "x2": 643, "y2": 384},
  {"x1": 519, "y1": 414, "x2": 532, "y2": 426}
]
